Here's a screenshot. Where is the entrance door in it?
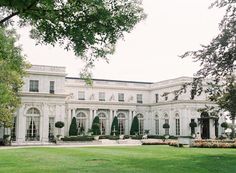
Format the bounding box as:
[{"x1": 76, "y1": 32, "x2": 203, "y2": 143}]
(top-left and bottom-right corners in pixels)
[{"x1": 201, "y1": 118, "x2": 210, "y2": 139}]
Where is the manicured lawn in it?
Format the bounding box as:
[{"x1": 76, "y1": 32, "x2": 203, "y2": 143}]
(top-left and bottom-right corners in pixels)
[{"x1": 0, "y1": 146, "x2": 236, "y2": 173}]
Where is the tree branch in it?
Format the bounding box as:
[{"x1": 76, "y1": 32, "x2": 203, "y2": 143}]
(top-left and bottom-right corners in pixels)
[
  {"x1": 0, "y1": 11, "x2": 20, "y2": 25},
  {"x1": 0, "y1": 0, "x2": 39, "y2": 25}
]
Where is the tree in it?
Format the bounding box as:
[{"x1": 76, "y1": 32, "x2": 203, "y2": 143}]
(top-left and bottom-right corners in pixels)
[
  {"x1": 0, "y1": 27, "x2": 29, "y2": 127},
  {"x1": 180, "y1": 0, "x2": 236, "y2": 138},
  {"x1": 69, "y1": 117, "x2": 78, "y2": 136},
  {"x1": 130, "y1": 116, "x2": 139, "y2": 135},
  {"x1": 0, "y1": 0, "x2": 145, "y2": 78},
  {"x1": 110, "y1": 116, "x2": 119, "y2": 136},
  {"x1": 189, "y1": 120, "x2": 197, "y2": 135},
  {"x1": 180, "y1": 0, "x2": 236, "y2": 98},
  {"x1": 211, "y1": 76, "x2": 236, "y2": 138},
  {"x1": 55, "y1": 121, "x2": 64, "y2": 137},
  {"x1": 91, "y1": 116, "x2": 100, "y2": 135}
]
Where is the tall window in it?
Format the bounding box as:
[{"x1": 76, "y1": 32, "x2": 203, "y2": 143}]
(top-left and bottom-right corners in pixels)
[
  {"x1": 76, "y1": 112, "x2": 87, "y2": 134},
  {"x1": 137, "y1": 94, "x2": 143, "y2": 104},
  {"x1": 137, "y1": 114, "x2": 144, "y2": 134},
  {"x1": 99, "y1": 92, "x2": 105, "y2": 101},
  {"x1": 48, "y1": 117, "x2": 55, "y2": 140},
  {"x1": 155, "y1": 94, "x2": 159, "y2": 103},
  {"x1": 98, "y1": 112, "x2": 106, "y2": 135},
  {"x1": 175, "y1": 114, "x2": 180, "y2": 136},
  {"x1": 155, "y1": 115, "x2": 159, "y2": 135},
  {"x1": 49, "y1": 81, "x2": 55, "y2": 94},
  {"x1": 29, "y1": 80, "x2": 39, "y2": 92},
  {"x1": 118, "y1": 93, "x2": 124, "y2": 102},
  {"x1": 78, "y1": 91, "x2": 85, "y2": 100},
  {"x1": 117, "y1": 113, "x2": 126, "y2": 134},
  {"x1": 26, "y1": 108, "x2": 40, "y2": 141},
  {"x1": 164, "y1": 119, "x2": 169, "y2": 135}
]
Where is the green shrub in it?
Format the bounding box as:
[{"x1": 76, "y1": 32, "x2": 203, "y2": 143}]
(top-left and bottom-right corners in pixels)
[
  {"x1": 61, "y1": 136, "x2": 94, "y2": 141},
  {"x1": 221, "y1": 122, "x2": 228, "y2": 129},
  {"x1": 110, "y1": 116, "x2": 119, "y2": 136},
  {"x1": 55, "y1": 121, "x2": 64, "y2": 128},
  {"x1": 91, "y1": 116, "x2": 101, "y2": 135},
  {"x1": 69, "y1": 117, "x2": 78, "y2": 136},
  {"x1": 130, "y1": 116, "x2": 139, "y2": 135},
  {"x1": 163, "y1": 123, "x2": 170, "y2": 129}
]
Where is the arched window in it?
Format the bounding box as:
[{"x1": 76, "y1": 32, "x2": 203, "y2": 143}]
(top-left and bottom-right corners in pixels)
[
  {"x1": 26, "y1": 107, "x2": 40, "y2": 141},
  {"x1": 98, "y1": 112, "x2": 107, "y2": 135},
  {"x1": 164, "y1": 113, "x2": 169, "y2": 135},
  {"x1": 155, "y1": 114, "x2": 159, "y2": 135},
  {"x1": 137, "y1": 114, "x2": 144, "y2": 135},
  {"x1": 175, "y1": 113, "x2": 180, "y2": 136},
  {"x1": 117, "y1": 113, "x2": 126, "y2": 135},
  {"x1": 76, "y1": 112, "x2": 87, "y2": 134}
]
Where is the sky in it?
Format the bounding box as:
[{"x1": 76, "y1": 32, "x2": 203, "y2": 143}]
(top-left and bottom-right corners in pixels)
[{"x1": 18, "y1": 0, "x2": 225, "y2": 82}]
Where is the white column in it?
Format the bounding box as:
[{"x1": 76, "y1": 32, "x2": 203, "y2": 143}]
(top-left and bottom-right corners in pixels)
[
  {"x1": 129, "y1": 110, "x2": 133, "y2": 133},
  {"x1": 16, "y1": 107, "x2": 25, "y2": 143},
  {"x1": 210, "y1": 119, "x2": 216, "y2": 139},
  {"x1": 94, "y1": 109, "x2": 97, "y2": 118},
  {"x1": 89, "y1": 109, "x2": 93, "y2": 129},
  {"x1": 108, "y1": 109, "x2": 113, "y2": 135},
  {"x1": 42, "y1": 104, "x2": 49, "y2": 142}
]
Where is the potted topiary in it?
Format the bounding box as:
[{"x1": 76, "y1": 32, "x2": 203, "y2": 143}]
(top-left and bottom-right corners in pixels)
[
  {"x1": 221, "y1": 122, "x2": 228, "y2": 135},
  {"x1": 91, "y1": 116, "x2": 101, "y2": 140},
  {"x1": 163, "y1": 123, "x2": 170, "y2": 129},
  {"x1": 163, "y1": 123, "x2": 170, "y2": 138},
  {"x1": 189, "y1": 121, "x2": 197, "y2": 136},
  {"x1": 221, "y1": 122, "x2": 228, "y2": 129},
  {"x1": 55, "y1": 121, "x2": 65, "y2": 140}
]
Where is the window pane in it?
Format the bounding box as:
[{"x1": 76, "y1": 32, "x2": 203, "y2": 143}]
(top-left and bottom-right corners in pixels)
[
  {"x1": 99, "y1": 92, "x2": 105, "y2": 101},
  {"x1": 118, "y1": 93, "x2": 124, "y2": 102},
  {"x1": 78, "y1": 91, "x2": 85, "y2": 100},
  {"x1": 50, "y1": 81, "x2": 55, "y2": 94},
  {"x1": 29, "y1": 80, "x2": 39, "y2": 92},
  {"x1": 176, "y1": 119, "x2": 180, "y2": 136},
  {"x1": 137, "y1": 94, "x2": 143, "y2": 103}
]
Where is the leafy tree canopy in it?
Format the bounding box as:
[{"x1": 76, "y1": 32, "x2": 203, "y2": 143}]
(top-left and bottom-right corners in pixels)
[
  {"x1": 0, "y1": 0, "x2": 145, "y2": 77},
  {"x1": 180, "y1": 0, "x2": 236, "y2": 97},
  {"x1": 0, "y1": 27, "x2": 29, "y2": 127}
]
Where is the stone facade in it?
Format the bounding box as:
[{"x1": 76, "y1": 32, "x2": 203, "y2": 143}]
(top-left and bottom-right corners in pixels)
[{"x1": 0, "y1": 65, "x2": 226, "y2": 144}]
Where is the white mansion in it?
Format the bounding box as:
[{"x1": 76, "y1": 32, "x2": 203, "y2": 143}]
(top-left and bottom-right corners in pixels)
[{"x1": 0, "y1": 65, "x2": 226, "y2": 144}]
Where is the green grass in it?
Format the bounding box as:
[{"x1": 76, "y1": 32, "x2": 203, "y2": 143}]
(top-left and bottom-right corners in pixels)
[{"x1": 0, "y1": 146, "x2": 236, "y2": 173}]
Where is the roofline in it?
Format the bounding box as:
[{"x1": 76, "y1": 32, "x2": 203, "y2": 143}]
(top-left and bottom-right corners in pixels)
[{"x1": 65, "y1": 77, "x2": 154, "y2": 84}]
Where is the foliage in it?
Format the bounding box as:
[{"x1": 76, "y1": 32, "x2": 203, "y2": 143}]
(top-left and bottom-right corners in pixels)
[
  {"x1": 0, "y1": 0, "x2": 145, "y2": 78},
  {"x1": 130, "y1": 116, "x2": 139, "y2": 135},
  {"x1": 55, "y1": 121, "x2": 64, "y2": 128},
  {"x1": 69, "y1": 117, "x2": 78, "y2": 136},
  {"x1": 180, "y1": 0, "x2": 236, "y2": 137},
  {"x1": 221, "y1": 122, "x2": 228, "y2": 129},
  {"x1": 189, "y1": 121, "x2": 197, "y2": 135},
  {"x1": 61, "y1": 136, "x2": 94, "y2": 141},
  {"x1": 110, "y1": 116, "x2": 119, "y2": 136},
  {"x1": 163, "y1": 123, "x2": 170, "y2": 129},
  {"x1": 189, "y1": 122, "x2": 197, "y2": 128},
  {"x1": 91, "y1": 116, "x2": 100, "y2": 135},
  {"x1": 0, "y1": 27, "x2": 29, "y2": 127}
]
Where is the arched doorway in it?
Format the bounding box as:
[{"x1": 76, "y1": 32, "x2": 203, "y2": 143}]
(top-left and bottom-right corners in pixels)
[
  {"x1": 200, "y1": 112, "x2": 210, "y2": 139},
  {"x1": 137, "y1": 114, "x2": 144, "y2": 135},
  {"x1": 98, "y1": 112, "x2": 107, "y2": 135},
  {"x1": 117, "y1": 113, "x2": 126, "y2": 135},
  {"x1": 76, "y1": 112, "x2": 87, "y2": 134},
  {"x1": 26, "y1": 108, "x2": 40, "y2": 141}
]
